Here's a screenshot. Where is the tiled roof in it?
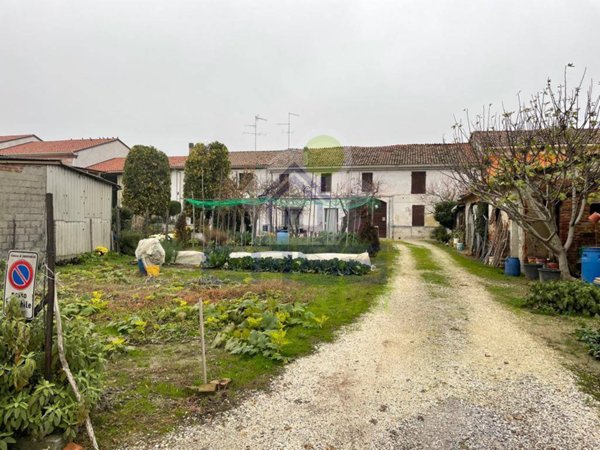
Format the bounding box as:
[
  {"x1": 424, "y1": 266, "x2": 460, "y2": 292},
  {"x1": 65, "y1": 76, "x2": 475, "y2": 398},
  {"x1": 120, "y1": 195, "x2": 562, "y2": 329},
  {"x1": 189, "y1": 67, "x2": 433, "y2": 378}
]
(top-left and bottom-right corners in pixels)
[
  {"x1": 0, "y1": 134, "x2": 38, "y2": 143},
  {"x1": 168, "y1": 156, "x2": 187, "y2": 168},
  {"x1": 87, "y1": 144, "x2": 471, "y2": 174},
  {"x1": 228, "y1": 150, "x2": 282, "y2": 169},
  {"x1": 87, "y1": 157, "x2": 127, "y2": 173},
  {"x1": 268, "y1": 143, "x2": 472, "y2": 168},
  {"x1": 0, "y1": 138, "x2": 119, "y2": 156},
  {"x1": 470, "y1": 130, "x2": 600, "y2": 148},
  {"x1": 88, "y1": 156, "x2": 187, "y2": 172}
]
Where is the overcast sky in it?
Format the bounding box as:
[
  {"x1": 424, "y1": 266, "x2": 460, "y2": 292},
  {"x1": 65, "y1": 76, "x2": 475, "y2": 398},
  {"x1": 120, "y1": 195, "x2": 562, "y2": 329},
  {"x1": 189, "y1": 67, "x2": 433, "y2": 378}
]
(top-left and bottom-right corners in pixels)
[{"x1": 1, "y1": 0, "x2": 600, "y2": 155}]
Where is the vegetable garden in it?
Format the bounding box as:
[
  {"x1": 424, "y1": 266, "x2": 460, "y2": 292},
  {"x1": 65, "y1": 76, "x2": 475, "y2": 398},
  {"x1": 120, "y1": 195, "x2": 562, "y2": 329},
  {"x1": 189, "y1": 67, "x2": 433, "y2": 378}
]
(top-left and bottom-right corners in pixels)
[{"x1": 0, "y1": 242, "x2": 396, "y2": 448}]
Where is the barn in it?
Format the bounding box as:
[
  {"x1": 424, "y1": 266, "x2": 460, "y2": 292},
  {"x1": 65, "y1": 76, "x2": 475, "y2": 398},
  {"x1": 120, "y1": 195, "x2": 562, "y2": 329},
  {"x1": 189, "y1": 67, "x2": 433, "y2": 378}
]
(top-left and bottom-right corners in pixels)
[{"x1": 0, "y1": 157, "x2": 117, "y2": 261}]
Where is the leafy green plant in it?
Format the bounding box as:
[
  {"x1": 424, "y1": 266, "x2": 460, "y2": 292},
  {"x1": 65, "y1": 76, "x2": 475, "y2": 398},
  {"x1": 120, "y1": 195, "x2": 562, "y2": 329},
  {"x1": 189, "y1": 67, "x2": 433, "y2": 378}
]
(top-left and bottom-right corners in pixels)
[
  {"x1": 576, "y1": 327, "x2": 600, "y2": 359},
  {"x1": 433, "y1": 200, "x2": 457, "y2": 229},
  {"x1": 0, "y1": 299, "x2": 105, "y2": 443},
  {"x1": 206, "y1": 292, "x2": 324, "y2": 361},
  {"x1": 203, "y1": 247, "x2": 231, "y2": 269},
  {"x1": 524, "y1": 281, "x2": 600, "y2": 316}
]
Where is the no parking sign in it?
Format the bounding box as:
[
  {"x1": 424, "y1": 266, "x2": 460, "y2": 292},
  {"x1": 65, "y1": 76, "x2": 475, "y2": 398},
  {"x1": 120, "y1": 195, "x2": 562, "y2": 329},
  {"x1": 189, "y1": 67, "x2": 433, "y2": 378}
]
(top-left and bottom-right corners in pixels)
[{"x1": 3, "y1": 251, "x2": 38, "y2": 320}]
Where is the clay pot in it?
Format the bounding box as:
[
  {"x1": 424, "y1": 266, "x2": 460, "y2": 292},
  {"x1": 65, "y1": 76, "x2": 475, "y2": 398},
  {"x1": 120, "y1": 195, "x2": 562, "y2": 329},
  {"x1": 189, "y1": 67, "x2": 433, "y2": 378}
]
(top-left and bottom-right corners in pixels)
[
  {"x1": 589, "y1": 212, "x2": 600, "y2": 224},
  {"x1": 546, "y1": 262, "x2": 559, "y2": 270}
]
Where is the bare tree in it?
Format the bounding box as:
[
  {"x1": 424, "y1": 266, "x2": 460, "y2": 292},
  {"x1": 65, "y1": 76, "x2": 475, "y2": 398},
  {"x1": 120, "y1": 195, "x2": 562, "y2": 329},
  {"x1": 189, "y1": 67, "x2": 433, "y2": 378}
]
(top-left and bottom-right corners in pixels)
[{"x1": 452, "y1": 67, "x2": 600, "y2": 279}]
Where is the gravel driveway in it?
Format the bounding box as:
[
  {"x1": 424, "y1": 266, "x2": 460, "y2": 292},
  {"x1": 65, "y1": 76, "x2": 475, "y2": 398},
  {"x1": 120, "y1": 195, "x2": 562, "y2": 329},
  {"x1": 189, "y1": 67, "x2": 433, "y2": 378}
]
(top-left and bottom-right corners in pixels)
[{"x1": 129, "y1": 242, "x2": 600, "y2": 449}]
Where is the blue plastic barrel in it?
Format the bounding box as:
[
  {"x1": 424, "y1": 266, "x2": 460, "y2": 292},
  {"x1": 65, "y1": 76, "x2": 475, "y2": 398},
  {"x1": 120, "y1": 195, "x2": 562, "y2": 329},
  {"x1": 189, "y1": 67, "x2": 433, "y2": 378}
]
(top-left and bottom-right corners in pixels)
[
  {"x1": 276, "y1": 230, "x2": 289, "y2": 245},
  {"x1": 504, "y1": 257, "x2": 521, "y2": 276},
  {"x1": 581, "y1": 247, "x2": 600, "y2": 284}
]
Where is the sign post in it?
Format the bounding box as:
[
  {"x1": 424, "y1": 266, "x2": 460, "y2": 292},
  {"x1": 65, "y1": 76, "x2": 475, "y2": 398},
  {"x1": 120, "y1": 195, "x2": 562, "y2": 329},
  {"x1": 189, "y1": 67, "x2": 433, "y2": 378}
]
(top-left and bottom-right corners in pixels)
[{"x1": 2, "y1": 251, "x2": 38, "y2": 319}]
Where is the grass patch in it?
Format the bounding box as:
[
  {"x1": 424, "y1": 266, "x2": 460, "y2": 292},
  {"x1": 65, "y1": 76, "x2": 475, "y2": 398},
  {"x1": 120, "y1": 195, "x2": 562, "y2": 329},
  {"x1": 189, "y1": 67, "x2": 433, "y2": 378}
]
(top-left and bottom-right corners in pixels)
[
  {"x1": 404, "y1": 242, "x2": 449, "y2": 287},
  {"x1": 60, "y1": 242, "x2": 398, "y2": 448}
]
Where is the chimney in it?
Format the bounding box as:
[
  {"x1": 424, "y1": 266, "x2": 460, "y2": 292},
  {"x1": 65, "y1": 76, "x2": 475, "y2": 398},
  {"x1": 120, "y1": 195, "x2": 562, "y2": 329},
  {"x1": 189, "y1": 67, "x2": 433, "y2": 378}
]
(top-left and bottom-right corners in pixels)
[{"x1": 188, "y1": 142, "x2": 194, "y2": 152}]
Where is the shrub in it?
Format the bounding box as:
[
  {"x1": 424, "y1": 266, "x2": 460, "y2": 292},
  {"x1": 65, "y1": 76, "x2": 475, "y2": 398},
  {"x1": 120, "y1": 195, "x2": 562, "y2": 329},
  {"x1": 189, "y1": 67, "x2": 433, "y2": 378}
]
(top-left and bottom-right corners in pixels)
[
  {"x1": 118, "y1": 230, "x2": 143, "y2": 256},
  {"x1": 169, "y1": 201, "x2": 182, "y2": 217},
  {"x1": 433, "y1": 201, "x2": 457, "y2": 230},
  {"x1": 358, "y1": 222, "x2": 380, "y2": 257},
  {"x1": 524, "y1": 281, "x2": 600, "y2": 316},
  {"x1": 0, "y1": 299, "x2": 104, "y2": 444},
  {"x1": 431, "y1": 226, "x2": 451, "y2": 243},
  {"x1": 174, "y1": 213, "x2": 190, "y2": 244}
]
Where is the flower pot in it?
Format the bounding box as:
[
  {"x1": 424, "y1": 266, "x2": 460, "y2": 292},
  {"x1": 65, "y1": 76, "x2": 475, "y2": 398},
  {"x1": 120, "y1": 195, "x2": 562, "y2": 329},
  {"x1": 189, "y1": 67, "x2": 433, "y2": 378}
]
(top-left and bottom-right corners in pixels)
[
  {"x1": 538, "y1": 268, "x2": 561, "y2": 283},
  {"x1": 527, "y1": 257, "x2": 537, "y2": 264},
  {"x1": 453, "y1": 238, "x2": 459, "y2": 246},
  {"x1": 546, "y1": 262, "x2": 559, "y2": 270},
  {"x1": 523, "y1": 263, "x2": 543, "y2": 280},
  {"x1": 456, "y1": 242, "x2": 465, "y2": 251},
  {"x1": 535, "y1": 258, "x2": 547, "y2": 265}
]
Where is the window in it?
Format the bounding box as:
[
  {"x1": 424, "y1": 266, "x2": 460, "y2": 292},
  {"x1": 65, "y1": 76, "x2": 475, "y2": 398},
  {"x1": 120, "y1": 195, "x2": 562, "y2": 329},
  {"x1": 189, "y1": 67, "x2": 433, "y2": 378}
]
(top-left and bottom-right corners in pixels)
[
  {"x1": 411, "y1": 171, "x2": 426, "y2": 194},
  {"x1": 238, "y1": 172, "x2": 254, "y2": 188},
  {"x1": 285, "y1": 208, "x2": 301, "y2": 230},
  {"x1": 412, "y1": 205, "x2": 425, "y2": 227},
  {"x1": 362, "y1": 172, "x2": 373, "y2": 192},
  {"x1": 320, "y1": 173, "x2": 332, "y2": 193},
  {"x1": 278, "y1": 173, "x2": 289, "y2": 194},
  {"x1": 324, "y1": 208, "x2": 338, "y2": 232},
  {"x1": 591, "y1": 203, "x2": 600, "y2": 214}
]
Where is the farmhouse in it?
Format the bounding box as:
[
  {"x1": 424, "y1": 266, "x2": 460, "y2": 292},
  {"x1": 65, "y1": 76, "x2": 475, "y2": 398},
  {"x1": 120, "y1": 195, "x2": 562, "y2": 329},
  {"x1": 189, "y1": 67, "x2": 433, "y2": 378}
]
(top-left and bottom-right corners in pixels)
[{"x1": 0, "y1": 157, "x2": 117, "y2": 261}]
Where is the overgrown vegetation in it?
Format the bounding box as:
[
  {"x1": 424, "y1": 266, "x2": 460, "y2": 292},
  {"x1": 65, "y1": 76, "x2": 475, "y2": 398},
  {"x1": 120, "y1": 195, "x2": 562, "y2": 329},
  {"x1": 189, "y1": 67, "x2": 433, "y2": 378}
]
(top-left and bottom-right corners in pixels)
[{"x1": 0, "y1": 300, "x2": 104, "y2": 447}]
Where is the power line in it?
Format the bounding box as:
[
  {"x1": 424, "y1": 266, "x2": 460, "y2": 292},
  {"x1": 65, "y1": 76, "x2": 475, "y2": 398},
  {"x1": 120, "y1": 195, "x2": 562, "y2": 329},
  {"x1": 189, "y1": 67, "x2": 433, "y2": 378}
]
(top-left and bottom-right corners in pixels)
[
  {"x1": 277, "y1": 112, "x2": 299, "y2": 149},
  {"x1": 243, "y1": 114, "x2": 267, "y2": 151}
]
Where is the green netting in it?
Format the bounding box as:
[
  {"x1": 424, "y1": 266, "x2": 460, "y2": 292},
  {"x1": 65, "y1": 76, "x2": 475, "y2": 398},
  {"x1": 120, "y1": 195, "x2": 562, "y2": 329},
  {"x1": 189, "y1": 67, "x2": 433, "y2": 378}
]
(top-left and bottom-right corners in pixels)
[{"x1": 185, "y1": 196, "x2": 380, "y2": 210}]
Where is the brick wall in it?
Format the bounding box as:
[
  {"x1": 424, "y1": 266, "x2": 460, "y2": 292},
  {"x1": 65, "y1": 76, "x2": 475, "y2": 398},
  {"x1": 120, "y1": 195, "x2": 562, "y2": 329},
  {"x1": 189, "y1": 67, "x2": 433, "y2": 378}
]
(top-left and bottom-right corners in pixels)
[
  {"x1": 0, "y1": 164, "x2": 47, "y2": 260},
  {"x1": 559, "y1": 198, "x2": 600, "y2": 270}
]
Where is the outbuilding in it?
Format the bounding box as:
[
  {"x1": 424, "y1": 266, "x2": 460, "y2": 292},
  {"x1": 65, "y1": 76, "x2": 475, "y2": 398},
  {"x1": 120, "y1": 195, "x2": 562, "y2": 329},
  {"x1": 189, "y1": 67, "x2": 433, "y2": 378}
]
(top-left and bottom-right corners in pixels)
[{"x1": 0, "y1": 157, "x2": 118, "y2": 261}]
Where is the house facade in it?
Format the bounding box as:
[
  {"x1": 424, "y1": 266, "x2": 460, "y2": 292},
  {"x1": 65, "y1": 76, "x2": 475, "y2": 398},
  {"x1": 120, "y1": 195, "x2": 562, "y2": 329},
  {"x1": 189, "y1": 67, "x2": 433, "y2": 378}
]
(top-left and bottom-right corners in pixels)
[{"x1": 169, "y1": 144, "x2": 467, "y2": 239}]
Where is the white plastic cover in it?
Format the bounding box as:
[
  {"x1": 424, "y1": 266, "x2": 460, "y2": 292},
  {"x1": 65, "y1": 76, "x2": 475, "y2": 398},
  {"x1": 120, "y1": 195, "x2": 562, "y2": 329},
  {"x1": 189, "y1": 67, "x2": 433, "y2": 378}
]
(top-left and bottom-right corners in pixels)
[
  {"x1": 174, "y1": 251, "x2": 207, "y2": 267},
  {"x1": 135, "y1": 238, "x2": 166, "y2": 266}
]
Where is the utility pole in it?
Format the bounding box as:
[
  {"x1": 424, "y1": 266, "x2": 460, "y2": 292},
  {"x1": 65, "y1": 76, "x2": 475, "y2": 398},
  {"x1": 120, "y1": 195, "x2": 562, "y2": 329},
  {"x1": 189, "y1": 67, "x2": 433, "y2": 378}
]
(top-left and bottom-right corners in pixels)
[
  {"x1": 243, "y1": 114, "x2": 267, "y2": 151},
  {"x1": 277, "y1": 112, "x2": 299, "y2": 149}
]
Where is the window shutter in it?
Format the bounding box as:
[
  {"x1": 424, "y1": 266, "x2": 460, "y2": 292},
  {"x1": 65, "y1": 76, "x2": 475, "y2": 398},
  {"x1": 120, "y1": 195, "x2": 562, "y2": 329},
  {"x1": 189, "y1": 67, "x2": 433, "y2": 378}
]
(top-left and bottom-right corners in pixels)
[
  {"x1": 411, "y1": 172, "x2": 426, "y2": 194},
  {"x1": 362, "y1": 173, "x2": 373, "y2": 192},
  {"x1": 412, "y1": 205, "x2": 425, "y2": 226}
]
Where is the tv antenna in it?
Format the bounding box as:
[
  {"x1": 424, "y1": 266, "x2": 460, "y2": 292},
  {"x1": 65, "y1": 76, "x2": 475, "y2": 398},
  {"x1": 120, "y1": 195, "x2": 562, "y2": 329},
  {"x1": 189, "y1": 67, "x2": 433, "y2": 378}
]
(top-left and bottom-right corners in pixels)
[
  {"x1": 277, "y1": 112, "x2": 299, "y2": 149},
  {"x1": 243, "y1": 114, "x2": 267, "y2": 151}
]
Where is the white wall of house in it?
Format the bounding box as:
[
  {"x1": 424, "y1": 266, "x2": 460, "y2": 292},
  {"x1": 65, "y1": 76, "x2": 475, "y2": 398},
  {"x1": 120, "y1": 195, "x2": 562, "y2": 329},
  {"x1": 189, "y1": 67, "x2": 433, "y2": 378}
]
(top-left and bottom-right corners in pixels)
[
  {"x1": 168, "y1": 164, "x2": 452, "y2": 239},
  {"x1": 0, "y1": 135, "x2": 41, "y2": 150},
  {"x1": 73, "y1": 141, "x2": 129, "y2": 168}
]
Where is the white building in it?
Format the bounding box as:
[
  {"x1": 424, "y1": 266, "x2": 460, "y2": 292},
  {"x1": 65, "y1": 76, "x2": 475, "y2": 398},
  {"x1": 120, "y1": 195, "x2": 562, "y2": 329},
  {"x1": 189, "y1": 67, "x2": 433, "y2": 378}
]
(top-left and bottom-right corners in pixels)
[{"x1": 170, "y1": 144, "x2": 467, "y2": 239}]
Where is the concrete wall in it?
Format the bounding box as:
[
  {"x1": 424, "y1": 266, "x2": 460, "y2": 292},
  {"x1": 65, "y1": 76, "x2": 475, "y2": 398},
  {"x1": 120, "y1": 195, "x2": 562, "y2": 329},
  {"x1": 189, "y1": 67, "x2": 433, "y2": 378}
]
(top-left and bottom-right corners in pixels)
[
  {"x1": 0, "y1": 164, "x2": 47, "y2": 260},
  {"x1": 73, "y1": 140, "x2": 129, "y2": 168}
]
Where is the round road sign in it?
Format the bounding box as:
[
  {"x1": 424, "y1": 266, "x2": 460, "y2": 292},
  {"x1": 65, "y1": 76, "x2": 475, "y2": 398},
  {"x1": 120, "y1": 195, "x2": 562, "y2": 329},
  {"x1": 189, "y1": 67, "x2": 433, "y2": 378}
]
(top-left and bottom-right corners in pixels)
[{"x1": 8, "y1": 260, "x2": 34, "y2": 290}]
